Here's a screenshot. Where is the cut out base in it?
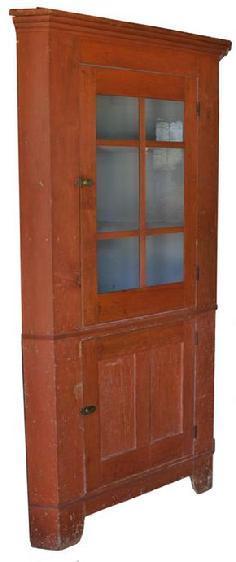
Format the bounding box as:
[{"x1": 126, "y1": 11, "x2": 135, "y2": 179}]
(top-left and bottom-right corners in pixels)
[
  {"x1": 29, "y1": 504, "x2": 84, "y2": 550},
  {"x1": 29, "y1": 453, "x2": 213, "y2": 549},
  {"x1": 191, "y1": 454, "x2": 213, "y2": 494}
]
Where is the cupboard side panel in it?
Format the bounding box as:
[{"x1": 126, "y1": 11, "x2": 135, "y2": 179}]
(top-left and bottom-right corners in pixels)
[
  {"x1": 22, "y1": 340, "x2": 59, "y2": 505},
  {"x1": 194, "y1": 311, "x2": 215, "y2": 455},
  {"x1": 197, "y1": 55, "x2": 219, "y2": 308},
  {"x1": 16, "y1": 29, "x2": 54, "y2": 335},
  {"x1": 50, "y1": 29, "x2": 82, "y2": 332},
  {"x1": 22, "y1": 337, "x2": 86, "y2": 506},
  {"x1": 55, "y1": 338, "x2": 86, "y2": 502}
]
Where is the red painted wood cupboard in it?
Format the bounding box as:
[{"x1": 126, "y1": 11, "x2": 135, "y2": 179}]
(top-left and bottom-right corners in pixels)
[{"x1": 10, "y1": 7, "x2": 231, "y2": 551}]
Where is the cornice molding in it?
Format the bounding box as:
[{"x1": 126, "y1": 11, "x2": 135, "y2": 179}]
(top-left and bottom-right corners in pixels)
[{"x1": 10, "y1": 8, "x2": 232, "y2": 59}]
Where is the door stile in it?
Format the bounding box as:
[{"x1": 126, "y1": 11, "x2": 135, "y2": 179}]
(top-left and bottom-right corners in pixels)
[
  {"x1": 183, "y1": 320, "x2": 195, "y2": 451},
  {"x1": 79, "y1": 67, "x2": 97, "y2": 325},
  {"x1": 184, "y1": 76, "x2": 198, "y2": 309},
  {"x1": 139, "y1": 97, "x2": 146, "y2": 287},
  {"x1": 82, "y1": 339, "x2": 102, "y2": 490}
]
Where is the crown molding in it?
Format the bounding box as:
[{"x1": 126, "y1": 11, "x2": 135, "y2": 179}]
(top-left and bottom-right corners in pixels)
[{"x1": 10, "y1": 8, "x2": 232, "y2": 59}]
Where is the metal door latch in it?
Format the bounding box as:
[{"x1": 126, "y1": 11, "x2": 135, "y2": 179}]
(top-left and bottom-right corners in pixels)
[
  {"x1": 80, "y1": 405, "x2": 97, "y2": 416},
  {"x1": 75, "y1": 176, "x2": 94, "y2": 188}
]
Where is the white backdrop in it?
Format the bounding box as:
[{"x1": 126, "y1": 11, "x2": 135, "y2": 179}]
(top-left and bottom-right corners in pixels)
[{"x1": 0, "y1": 1, "x2": 235, "y2": 560}]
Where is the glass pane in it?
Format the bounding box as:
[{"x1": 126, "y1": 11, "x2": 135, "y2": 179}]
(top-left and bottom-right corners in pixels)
[
  {"x1": 97, "y1": 237, "x2": 139, "y2": 293},
  {"x1": 97, "y1": 147, "x2": 139, "y2": 232},
  {"x1": 146, "y1": 148, "x2": 184, "y2": 228},
  {"x1": 145, "y1": 99, "x2": 184, "y2": 141},
  {"x1": 97, "y1": 95, "x2": 139, "y2": 139},
  {"x1": 146, "y1": 233, "x2": 184, "y2": 286}
]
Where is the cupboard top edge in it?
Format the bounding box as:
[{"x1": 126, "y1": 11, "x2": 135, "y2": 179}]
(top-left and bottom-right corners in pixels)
[{"x1": 9, "y1": 7, "x2": 231, "y2": 59}]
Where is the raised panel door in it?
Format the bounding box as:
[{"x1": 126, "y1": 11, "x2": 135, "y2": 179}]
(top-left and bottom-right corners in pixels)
[{"x1": 82, "y1": 321, "x2": 194, "y2": 491}]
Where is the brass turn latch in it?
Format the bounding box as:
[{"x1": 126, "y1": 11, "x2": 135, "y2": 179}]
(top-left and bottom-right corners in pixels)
[
  {"x1": 80, "y1": 405, "x2": 97, "y2": 416},
  {"x1": 75, "y1": 176, "x2": 94, "y2": 188}
]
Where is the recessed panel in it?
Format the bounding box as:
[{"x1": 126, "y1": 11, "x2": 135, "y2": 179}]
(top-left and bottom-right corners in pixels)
[
  {"x1": 145, "y1": 99, "x2": 184, "y2": 141},
  {"x1": 150, "y1": 342, "x2": 184, "y2": 442},
  {"x1": 146, "y1": 148, "x2": 184, "y2": 228},
  {"x1": 96, "y1": 95, "x2": 139, "y2": 139},
  {"x1": 96, "y1": 146, "x2": 139, "y2": 232},
  {"x1": 146, "y1": 233, "x2": 184, "y2": 286},
  {"x1": 97, "y1": 237, "x2": 139, "y2": 293},
  {"x1": 99, "y1": 354, "x2": 136, "y2": 459}
]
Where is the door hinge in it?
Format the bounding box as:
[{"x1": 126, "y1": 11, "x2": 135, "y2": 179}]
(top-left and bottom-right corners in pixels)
[
  {"x1": 196, "y1": 101, "x2": 201, "y2": 117},
  {"x1": 194, "y1": 330, "x2": 199, "y2": 345},
  {"x1": 193, "y1": 425, "x2": 198, "y2": 439},
  {"x1": 196, "y1": 265, "x2": 200, "y2": 281},
  {"x1": 76, "y1": 272, "x2": 81, "y2": 287},
  {"x1": 75, "y1": 176, "x2": 94, "y2": 188}
]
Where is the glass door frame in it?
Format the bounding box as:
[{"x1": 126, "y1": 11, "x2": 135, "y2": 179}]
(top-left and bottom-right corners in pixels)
[{"x1": 79, "y1": 66, "x2": 198, "y2": 325}]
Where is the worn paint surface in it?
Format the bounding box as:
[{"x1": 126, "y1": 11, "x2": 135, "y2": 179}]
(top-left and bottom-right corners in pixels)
[{"x1": 10, "y1": 6, "x2": 230, "y2": 551}]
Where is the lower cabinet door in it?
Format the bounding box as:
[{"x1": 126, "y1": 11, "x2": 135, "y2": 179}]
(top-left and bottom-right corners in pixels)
[{"x1": 82, "y1": 321, "x2": 194, "y2": 491}]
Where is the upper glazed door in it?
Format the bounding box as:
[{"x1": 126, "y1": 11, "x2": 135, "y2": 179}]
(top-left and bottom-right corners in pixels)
[{"x1": 79, "y1": 67, "x2": 197, "y2": 325}]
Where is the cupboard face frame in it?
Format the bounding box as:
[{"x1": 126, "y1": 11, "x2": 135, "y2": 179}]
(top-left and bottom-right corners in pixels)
[{"x1": 10, "y1": 7, "x2": 231, "y2": 551}]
